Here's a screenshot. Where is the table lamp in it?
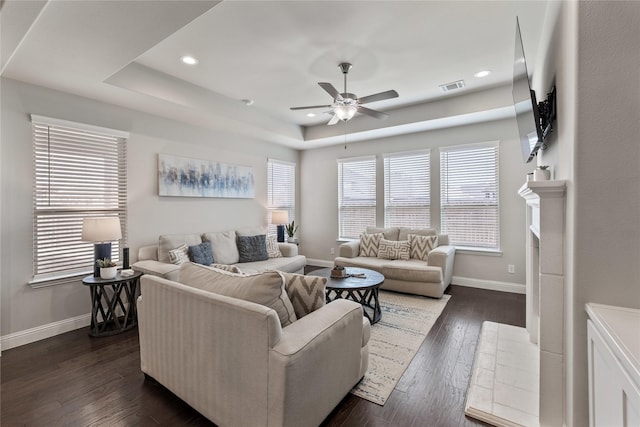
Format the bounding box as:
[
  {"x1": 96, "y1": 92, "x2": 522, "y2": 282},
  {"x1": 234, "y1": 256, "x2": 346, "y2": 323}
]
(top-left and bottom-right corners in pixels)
[
  {"x1": 82, "y1": 217, "x2": 122, "y2": 277},
  {"x1": 271, "y1": 210, "x2": 289, "y2": 243}
]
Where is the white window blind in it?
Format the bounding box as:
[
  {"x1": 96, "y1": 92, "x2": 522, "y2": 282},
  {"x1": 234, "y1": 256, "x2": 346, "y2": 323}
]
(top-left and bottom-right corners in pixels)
[
  {"x1": 440, "y1": 142, "x2": 499, "y2": 249},
  {"x1": 267, "y1": 159, "x2": 295, "y2": 235},
  {"x1": 32, "y1": 115, "x2": 128, "y2": 283},
  {"x1": 384, "y1": 150, "x2": 430, "y2": 228},
  {"x1": 337, "y1": 156, "x2": 376, "y2": 239}
]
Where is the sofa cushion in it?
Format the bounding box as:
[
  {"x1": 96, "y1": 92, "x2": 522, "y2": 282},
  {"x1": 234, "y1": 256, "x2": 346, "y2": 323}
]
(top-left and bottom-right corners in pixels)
[
  {"x1": 381, "y1": 259, "x2": 443, "y2": 283},
  {"x1": 236, "y1": 226, "x2": 265, "y2": 237},
  {"x1": 281, "y1": 272, "x2": 326, "y2": 318},
  {"x1": 158, "y1": 233, "x2": 203, "y2": 263},
  {"x1": 377, "y1": 238, "x2": 410, "y2": 260},
  {"x1": 202, "y1": 230, "x2": 239, "y2": 265},
  {"x1": 408, "y1": 234, "x2": 438, "y2": 261},
  {"x1": 168, "y1": 244, "x2": 190, "y2": 265},
  {"x1": 398, "y1": 227, "x2": 437, "y2": 241},
  {"x1": 237, "y1": 235, "x2": 269, "y2": 263},
  {"x1": 359, "y1": 233, "x2": 382, "y2": 257},
  {"x1": 234, "y1": 255, "x2": 306, "y2": 275},
  {"x1": 188, "y1": 241, "x2": 214, "y2": 266},
  {"x1": 266, "y1": 234, "x2": 283, "y2": 258},
  {"x1": 177, "y1": 262, "x2": 297, "y2": 327},
  {"x1": 365, "y1": 226, "x2": 399, "y2": 241}
]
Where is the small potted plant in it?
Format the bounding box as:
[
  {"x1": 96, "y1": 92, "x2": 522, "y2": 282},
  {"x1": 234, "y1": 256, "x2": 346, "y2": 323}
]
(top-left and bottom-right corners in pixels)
[
  {"x1": 285, "y1": 221, "x2": 298, "y2": 243},
  {"x1": 534, "y1": 165, "x2": 551, "y2": 181},
  {"x1": 96, "y1": 258, "x2": 117, "y2": 279}
]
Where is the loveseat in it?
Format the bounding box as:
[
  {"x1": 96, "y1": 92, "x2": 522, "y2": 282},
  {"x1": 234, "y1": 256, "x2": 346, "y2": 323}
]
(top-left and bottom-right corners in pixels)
[
  {"x1": 138, "y1": 263, "x2": 369, "y2": 427},
  {"x1": 334, "y1": 227, "x2": 456, "y2": 298},
  {"x1": 132, "y1": 227, "x2": 306, "y2": 281}
]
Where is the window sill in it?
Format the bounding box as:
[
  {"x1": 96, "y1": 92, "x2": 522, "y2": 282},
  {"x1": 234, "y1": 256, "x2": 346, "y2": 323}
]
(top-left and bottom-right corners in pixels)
[
  {"x1": 29, "y1": 269, "x2": 93, "y2": 288},
  {"x1": 454, "y1": 247, "x2": 502, "y2": 256}
]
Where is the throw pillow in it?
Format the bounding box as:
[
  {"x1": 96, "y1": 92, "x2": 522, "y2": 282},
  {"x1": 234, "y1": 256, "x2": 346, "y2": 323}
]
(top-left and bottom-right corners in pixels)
[
  {"x1": 377, "y1": 238, "x2": 410, "y2": 260},
  {"x1": 211, "y1": 263, "x2": 242, "y2": 274},
  {"x1": 168, "y1": 244, "x2": 190, "y2": 265},
  {"x1": 266, "y1": 234, "x2": 283, "y2": 258},
  {"x1": 408, "y1": 234, "x2": 438, "y2": 261},
  {"x1": 281, "y1": 272, "x2": 326, "y2": 319},
  {"x1": 359, "y1": 233, "x2": 383, "y2": 257},
  {"x1": 188, "y1": 241, "x2": 214, "y2": 266},
  {"x1": 202, "y1": 230, "x2": 240, "y2": 265},
  {"x1": 177, "y1": 262, "x2": 297, "y2": 327},
  {"x1": 237, "y1": 235, "x2": 269, "y2": 263}
]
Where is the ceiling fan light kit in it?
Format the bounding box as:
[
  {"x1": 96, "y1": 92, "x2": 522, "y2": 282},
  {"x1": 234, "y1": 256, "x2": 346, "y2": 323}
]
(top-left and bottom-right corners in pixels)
[{"x1": 291, "y1": 62, "x2": 398, "y2": 125}]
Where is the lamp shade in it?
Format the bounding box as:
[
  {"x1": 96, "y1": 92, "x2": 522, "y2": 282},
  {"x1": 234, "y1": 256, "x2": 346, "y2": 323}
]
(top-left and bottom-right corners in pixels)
[
  {"x1": 271, "y1": 210, "x2": 289, "y2": 225},
  {"x1": 82, "y1": 217, "x2": 122, "y2": 242}
]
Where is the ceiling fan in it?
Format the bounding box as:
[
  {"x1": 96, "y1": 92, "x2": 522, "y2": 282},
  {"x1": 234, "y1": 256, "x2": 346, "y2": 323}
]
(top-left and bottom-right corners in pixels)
[{"x1": 290, "y1": 62, "x2": 399, "y2": 125}]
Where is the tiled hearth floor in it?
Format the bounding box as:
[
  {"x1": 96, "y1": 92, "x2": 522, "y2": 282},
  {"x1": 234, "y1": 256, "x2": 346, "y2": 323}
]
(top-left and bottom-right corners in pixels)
[{"x1": 465, "y1": 321, "x2": 540, "y2": 427}]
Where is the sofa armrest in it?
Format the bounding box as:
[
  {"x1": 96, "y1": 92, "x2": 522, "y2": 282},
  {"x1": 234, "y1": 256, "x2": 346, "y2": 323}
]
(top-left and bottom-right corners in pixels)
[
  {"x1": 339, "y1": 240, "x2": 360, "y2": 258},
  {"x1": 428, "y1": 245, "x2": 456, "y2": 287},
  {"x1": 138, "y1": 245, "x2": 158, "y2": 261},
  {"x1": 278, "y1": 242, "x2": 299, "y2": 257},
  {"x1": 268, "y1": 299, "x2": 366, "y2": 427}
]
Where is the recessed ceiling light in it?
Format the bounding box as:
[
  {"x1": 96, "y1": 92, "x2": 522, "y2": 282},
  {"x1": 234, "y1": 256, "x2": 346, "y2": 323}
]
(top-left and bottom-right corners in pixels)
[
  {"x1": 180, "y1": 55, "x2": 198, "y2": 65},
  {"x1": 241, "y1": 99, "x2": 254, "y2": 106},
  {"x1": 306, "y1": 113, "x2": 316, "y2": 117},
  {"x1": 474, "y1": 70, "x2": 491, "y2": 78}
]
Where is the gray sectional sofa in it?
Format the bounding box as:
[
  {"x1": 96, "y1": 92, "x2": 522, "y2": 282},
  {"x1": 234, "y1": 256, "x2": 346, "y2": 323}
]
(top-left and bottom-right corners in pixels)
[
  {"x1": 132, "y1": 227, "x2": 306, "y2": 281},
  {"x1": 334, "y1": 226, "x2": 455, "y2": 298}
]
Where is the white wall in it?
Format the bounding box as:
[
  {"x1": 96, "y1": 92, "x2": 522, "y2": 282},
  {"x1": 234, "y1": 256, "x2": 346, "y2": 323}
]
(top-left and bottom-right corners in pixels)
[
  {"x1": 300, "y1": 117, "x2": 533, "y2": 287},
  {"x1": 0, "y1": 77, "x2": 298, "y2": 340},
  {"x1": 536, "y1": 2, "x2": 640, "y2": 426}
]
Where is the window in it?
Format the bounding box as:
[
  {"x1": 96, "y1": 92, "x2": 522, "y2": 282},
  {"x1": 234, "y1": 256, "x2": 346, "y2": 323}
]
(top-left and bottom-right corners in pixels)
[
  {"x1": 440, "y1": 142, "x2": 499, "y2": 250},
  {"x1": 384, "y1": 150, "x2": 430, "y2": 228},
  {"x1": 337, "y1": 156, "x2": 376, "y2": 239},
  {"x1": 267, "y1": 159, "x2": 295, "y2": 235},
  {"x1": 32, "y1": 115, "x2": 128, "y2": 284}
]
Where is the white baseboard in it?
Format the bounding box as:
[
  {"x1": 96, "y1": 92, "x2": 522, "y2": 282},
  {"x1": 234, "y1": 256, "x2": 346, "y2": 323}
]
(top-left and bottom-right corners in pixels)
[
  {"x1": 306, "y1": 258, "x2": 334, "y2": 268},
  {"x1": 452, "y1": 276, "x2": 525, "y2": 294},
  {"x1": 1, "y1": 313, "x2": 91, "y2": 351}
]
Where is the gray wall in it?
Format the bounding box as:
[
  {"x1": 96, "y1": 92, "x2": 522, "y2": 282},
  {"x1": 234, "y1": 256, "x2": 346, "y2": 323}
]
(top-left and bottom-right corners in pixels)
[
  {"x1": 300, "y1": 117, "x2": 533, "y2": 286},
  {"x1": 0, "y1": 77, "x2": 298, "y2": 337}
]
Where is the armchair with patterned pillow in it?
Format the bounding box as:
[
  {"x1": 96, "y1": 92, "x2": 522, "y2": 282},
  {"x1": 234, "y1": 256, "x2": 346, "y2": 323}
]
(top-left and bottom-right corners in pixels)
[{"x1": 334, "y1": 227, "x2": 456, "y2": 298}]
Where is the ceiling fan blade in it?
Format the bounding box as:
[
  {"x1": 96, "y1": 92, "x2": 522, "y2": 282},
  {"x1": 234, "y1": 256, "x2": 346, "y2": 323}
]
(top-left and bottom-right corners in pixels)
[
  {"x1": 357, "y1": 106, "x2": 389, "y2": 120},
  {"x1": 327, "y1": 114, "x2": 340, "y2": 126},
  {"x1": 318, "y1": 82, "x2": 343, "y2": 101},
  {"x1": 358, "y1": 89, "x2": 399, "y2": 105},
  {"x1": 290, "y1": 104, "x2": 332, "y2": 110}
]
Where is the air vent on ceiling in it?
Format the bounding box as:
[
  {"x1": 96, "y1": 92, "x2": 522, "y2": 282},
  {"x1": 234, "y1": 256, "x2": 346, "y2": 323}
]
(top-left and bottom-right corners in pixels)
[{"x1": 439, "y1": 80, "x2": 465, "y2": 92}]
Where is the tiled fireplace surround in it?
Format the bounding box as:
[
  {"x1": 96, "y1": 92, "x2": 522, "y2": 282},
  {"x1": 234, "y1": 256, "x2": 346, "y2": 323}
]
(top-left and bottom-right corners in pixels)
[{"x1": 518, "y1": 180, "x2": 567, "y2": 426}]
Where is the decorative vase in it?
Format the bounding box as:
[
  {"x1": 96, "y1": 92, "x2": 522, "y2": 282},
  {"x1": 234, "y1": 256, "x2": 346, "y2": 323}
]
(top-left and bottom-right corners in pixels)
[
  {"x1": 100, "y1": 266, "x2": 117, "y2": 279},
  {"x1": 534, "y1": 168, "x2": 550, "y2": 181}
]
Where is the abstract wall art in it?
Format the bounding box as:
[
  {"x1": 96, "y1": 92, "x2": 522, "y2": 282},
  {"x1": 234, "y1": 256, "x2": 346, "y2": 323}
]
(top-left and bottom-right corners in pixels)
[{"x1": 158, "y1": 154, "x2": 255, "y2": 198}]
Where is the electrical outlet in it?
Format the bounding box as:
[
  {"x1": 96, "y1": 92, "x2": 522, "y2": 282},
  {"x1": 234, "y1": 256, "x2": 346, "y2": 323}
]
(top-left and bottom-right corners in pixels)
[
  {"x1": 330, "y1": 248, "x2": 335, "y2": 255},
  {"x1": 508, "y1": 264, "x2": 515, "y2": 274}
]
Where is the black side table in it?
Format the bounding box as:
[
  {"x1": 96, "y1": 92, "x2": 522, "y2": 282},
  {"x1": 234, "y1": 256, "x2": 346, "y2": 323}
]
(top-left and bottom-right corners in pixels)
[{"x1": 82, "y1": 271, "x2": 142, "y2": 337}]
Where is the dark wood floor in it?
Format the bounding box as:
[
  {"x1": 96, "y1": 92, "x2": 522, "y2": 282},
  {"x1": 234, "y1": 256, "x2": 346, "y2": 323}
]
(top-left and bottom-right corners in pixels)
[{"x1": 1, "y1": 274, "x2": 525, "y2": 427}]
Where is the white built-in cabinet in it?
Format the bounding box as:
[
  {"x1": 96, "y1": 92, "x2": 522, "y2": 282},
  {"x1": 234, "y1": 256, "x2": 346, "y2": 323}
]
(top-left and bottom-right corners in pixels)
[{"x1": 586, "y1": 303, "x2": 640, "y2": 427}]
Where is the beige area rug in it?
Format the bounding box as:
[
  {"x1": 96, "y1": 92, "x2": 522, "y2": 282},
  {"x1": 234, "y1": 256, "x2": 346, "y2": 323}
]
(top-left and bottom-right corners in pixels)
[{"x1": 351, "y1": 290, "x2": 450, "y2": 405}]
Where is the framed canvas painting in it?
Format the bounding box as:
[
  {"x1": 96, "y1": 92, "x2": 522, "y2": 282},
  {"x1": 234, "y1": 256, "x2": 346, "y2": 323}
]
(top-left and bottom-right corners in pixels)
[{"x1": 158, "y1": 154, "x2": 255, "y2": 198}]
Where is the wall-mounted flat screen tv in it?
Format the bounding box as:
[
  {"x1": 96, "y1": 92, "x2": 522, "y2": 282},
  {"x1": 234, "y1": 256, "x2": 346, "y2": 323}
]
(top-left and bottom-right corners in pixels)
[{"x1": 512, "y1": 18, "x2": 549, "y2": 163}]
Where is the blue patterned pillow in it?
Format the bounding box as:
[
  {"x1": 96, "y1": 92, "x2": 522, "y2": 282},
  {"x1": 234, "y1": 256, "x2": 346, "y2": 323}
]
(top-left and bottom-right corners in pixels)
[
  {"x1": 188, "y1": 241, "x2": 214, "y2": 266},
  {"x1": 237, "y1": 235, "x2": 269, "y2": 263}
]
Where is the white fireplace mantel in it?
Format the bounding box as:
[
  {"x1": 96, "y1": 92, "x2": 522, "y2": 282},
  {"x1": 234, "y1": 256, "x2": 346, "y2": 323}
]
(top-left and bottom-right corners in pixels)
[{"x1": 518, "y1": 179, "x2": 566, "y2": 427}]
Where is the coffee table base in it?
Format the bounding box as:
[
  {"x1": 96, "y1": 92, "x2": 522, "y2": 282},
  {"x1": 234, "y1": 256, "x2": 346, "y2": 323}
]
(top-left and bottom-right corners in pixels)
[{"x1": 326, "y1": 287, "x2": 382, "y2": 324}]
